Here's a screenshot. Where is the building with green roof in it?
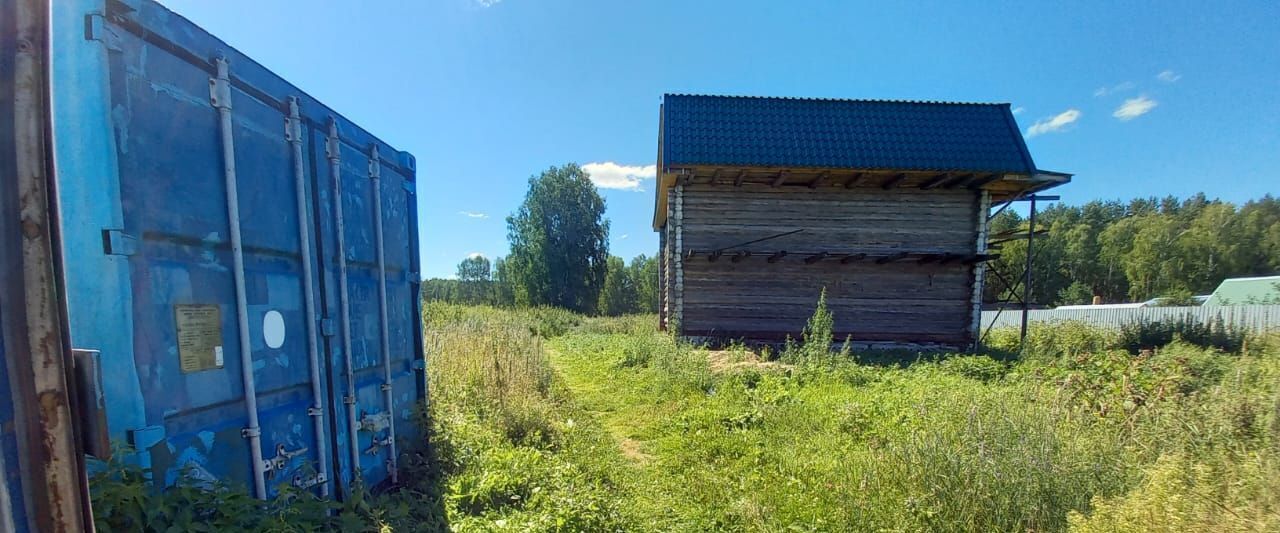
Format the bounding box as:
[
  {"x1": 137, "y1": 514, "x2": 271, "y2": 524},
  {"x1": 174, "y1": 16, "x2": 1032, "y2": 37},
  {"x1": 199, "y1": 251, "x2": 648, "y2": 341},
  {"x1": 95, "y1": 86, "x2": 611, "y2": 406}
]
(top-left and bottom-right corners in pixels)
[{"x1": 1204, "y1": 276, "x2": 1280, "y2": 306}]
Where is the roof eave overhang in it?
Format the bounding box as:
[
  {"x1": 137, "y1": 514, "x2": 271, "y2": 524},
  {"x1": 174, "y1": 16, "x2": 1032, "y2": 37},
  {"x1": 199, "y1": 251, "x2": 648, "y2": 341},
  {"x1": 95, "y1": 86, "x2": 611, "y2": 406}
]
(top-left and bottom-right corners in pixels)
[{"x1": 651, "y1": 165, "x2": 1072, "y2": 229}]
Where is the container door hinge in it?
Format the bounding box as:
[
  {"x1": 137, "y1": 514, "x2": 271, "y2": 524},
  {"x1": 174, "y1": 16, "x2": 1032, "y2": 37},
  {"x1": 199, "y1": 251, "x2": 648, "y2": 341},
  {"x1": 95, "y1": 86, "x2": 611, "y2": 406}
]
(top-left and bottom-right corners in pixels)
[
  {"x1": 264, "y1": 443, "x2": 308, "y2": 475},
  {"x1": 319, "y1": 318, "x2": 337, "y2": 337},
  {"x1": 307, "y1": 406, "x2": 324, "y2": 417},
  {"x1": 343, "y1": 395, "x2": 356, "y2": 405},
  {"x1": 209, "y1": 62, "x2": 232, "y2": 110},
  {"x1": 292, "y1": 472, "x2": 327, "y2": 490},
  {"x1": 240, "y1": 426, "x2": 261, "y2": 439},
  {"x1": 102, "y1": 229, "x2": 138, "y2": 256},
  {"x1": 284, "y1": 97, "x2": 304, "y2": 142},
  {"x1": 380, "y1": 382, "x2": 392, "y2": 392},
  {"x1": 364, "y1": 435, "x2": 393, "y2": 456}
]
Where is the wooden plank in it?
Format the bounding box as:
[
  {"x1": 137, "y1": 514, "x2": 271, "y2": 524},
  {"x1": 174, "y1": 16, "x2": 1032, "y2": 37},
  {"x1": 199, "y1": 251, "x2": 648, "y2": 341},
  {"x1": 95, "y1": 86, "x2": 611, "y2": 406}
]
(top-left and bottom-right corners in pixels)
[
  {"x1": 767, "y1": 251, "x2": 787, "y2": 263},
  {"x1": 845, "y1": 172, "x2": 865, "y2": 188},
  {"x1": 841, "y1": 253, "x2": 867, "y2": 264},
  {"x1": 730, "y1": 251, "x2": 750, "y2": 263},
  {"x1": 770, "y1": 170, "x2": 789, "y2": 187},
  {"x1": 734, "y1": 170, "x2": 746, "y2": 187},
  {"x1": 804, "y1": 252, "x2": 827, "y2": 264},
  {"x1": 875, "y1": 252, "x2": 910, "y2": 264}
]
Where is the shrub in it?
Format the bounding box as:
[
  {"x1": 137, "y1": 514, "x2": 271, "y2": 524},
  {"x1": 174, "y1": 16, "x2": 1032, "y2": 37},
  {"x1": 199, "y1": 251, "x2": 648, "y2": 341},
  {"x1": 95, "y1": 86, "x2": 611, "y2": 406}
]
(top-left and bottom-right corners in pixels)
[
  {"x1": 1118, "y1": 315, "x2": 1248, "y2": 354},
  {"x1": 938, "y1": 355, "x2": 1009, "y2": 382}
]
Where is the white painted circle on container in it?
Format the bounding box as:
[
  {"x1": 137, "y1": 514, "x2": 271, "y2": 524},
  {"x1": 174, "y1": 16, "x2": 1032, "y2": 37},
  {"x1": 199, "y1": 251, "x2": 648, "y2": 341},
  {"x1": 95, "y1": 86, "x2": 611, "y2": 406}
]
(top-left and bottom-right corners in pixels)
[{"x1": 263, "y1": 310, "x2": 286, "y2": 349}]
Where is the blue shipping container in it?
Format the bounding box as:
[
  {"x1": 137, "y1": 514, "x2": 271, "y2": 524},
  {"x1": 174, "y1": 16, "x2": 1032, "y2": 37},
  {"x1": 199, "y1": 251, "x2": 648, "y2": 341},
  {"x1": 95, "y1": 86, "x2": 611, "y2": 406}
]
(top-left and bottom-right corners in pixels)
[{"x1": 51, "y1": 0, "x2": 424, "y2": 499}]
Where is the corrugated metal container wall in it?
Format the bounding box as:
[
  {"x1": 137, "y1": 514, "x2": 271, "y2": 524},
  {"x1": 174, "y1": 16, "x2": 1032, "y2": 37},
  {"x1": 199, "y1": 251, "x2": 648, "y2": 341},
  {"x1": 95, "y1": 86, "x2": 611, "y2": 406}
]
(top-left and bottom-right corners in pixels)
[
  {"x1": 0, "y1": 330, "x2": 26, "y2": 533},
  {"x1": 52, "y1": 0, "x2": 424, "y2": 498}
]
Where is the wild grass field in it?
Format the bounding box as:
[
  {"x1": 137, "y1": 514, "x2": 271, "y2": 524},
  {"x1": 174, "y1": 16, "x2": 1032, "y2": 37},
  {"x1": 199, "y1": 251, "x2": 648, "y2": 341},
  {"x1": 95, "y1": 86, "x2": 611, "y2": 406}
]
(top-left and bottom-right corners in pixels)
[
  {"x1": 89, "y1": 302, "x2": 1280, "y2": 531},
  {"x1": 420, "y1": 302, "x2": 1280, "y2": 532}
]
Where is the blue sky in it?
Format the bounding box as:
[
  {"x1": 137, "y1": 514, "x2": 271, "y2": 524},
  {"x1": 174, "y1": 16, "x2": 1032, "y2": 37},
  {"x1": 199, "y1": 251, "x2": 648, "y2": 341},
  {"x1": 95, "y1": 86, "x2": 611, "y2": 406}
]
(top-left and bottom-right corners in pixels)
[{"x1": 163, "y1": 0, "x2": 1280, "y2": 279}]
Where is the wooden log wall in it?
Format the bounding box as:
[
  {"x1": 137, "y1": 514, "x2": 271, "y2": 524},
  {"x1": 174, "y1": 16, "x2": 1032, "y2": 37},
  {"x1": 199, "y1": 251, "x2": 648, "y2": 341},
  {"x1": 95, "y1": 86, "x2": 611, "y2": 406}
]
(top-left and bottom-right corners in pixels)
[{"x1": 675, "y1": 183, "x2": 981, "y2": 345}]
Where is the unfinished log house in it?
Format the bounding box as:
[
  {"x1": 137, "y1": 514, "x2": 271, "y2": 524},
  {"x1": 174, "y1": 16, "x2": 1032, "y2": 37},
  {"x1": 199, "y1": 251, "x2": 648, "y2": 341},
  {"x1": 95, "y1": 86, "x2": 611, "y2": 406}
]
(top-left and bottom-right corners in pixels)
[{"x1": 655, "y1": 94, "x2": 1070, "y2": 349}]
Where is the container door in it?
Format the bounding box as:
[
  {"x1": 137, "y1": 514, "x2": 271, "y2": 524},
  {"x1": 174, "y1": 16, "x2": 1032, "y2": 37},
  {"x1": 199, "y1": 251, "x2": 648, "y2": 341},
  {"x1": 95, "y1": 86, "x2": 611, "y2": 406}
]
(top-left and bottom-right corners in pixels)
[
  {"x1": 312, "y1": 123, "x2": 422, "y2": 491},
  {"x1": 96, "y1": 15, "x2": 329, "y2": 496}
]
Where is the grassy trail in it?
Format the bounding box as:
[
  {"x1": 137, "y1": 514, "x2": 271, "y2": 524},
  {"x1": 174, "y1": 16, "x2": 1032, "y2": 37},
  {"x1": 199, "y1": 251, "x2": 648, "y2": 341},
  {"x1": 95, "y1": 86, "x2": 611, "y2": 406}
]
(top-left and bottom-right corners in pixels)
[{"x1": 545, "y1": 346, "x2": 656, "y2": 464}]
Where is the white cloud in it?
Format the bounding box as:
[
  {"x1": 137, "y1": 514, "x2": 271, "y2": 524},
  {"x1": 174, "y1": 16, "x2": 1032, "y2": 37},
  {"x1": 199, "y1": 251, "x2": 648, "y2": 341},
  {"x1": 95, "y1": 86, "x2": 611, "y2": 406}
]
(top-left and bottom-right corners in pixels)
[
  {"x1": 1093, "y1": 81, "x2": 1136, "y2": 98},
  {"x1": 618, "y1": 234, "x2": 630, "y2": 240},
  {"x1": 1012, "y1": 106, "x2": 1025, "y2": 115},
  {"x1": 467, "y1": 252, "x2": 486, "y2": 260},
  {"x1": 458, "y1": 211, "x2": 489, "y2": 219},
  {"x1": 476, "y1": 0, "x2": 501, "y2": 6},
  {"x1": 1113, "y1": 95, "x2": 1157, "y2": 121},
  {"x1": 582, "y1": 162, "x2": 656, "y2": 191},
  {"x1": 1157, "y1": 70, "x2": 1181, "y2": 83},
  {"x1": 1026, "y1": 109, "x2": 1082, "y2": 137}
]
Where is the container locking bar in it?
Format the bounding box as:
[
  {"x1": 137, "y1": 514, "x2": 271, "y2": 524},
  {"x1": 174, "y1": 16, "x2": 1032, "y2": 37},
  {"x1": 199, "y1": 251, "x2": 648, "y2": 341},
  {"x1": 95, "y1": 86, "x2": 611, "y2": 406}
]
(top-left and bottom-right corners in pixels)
[
  {"x1": 286, "y1": 96, "x2": 331, "y2": 497},
  {"x1": 328, "y1": 118, "x2": 363, "y2": 482},
  {"x1": 212, "y1": 56, "x2": 268, "y2": 500},
  {"x1": 369, "y1": 144, "x2": 399, "y2": 483}
]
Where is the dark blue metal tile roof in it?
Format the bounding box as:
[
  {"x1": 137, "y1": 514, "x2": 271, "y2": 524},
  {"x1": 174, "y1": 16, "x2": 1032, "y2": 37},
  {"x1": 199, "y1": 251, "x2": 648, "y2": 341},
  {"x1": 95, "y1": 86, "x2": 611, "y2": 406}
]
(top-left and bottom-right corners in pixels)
[{"x1": 661, "y1": 94, "x2": 1037, "y2": 174}]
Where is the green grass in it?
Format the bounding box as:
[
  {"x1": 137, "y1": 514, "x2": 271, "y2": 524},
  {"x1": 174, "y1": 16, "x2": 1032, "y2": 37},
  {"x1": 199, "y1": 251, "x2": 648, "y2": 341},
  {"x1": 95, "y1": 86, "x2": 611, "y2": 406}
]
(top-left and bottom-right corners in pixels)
[
  {"x1": 88, "y1": 303, "x2": 1280, "y2": 531},
  {"x1": 423, "y1": 304, "x2": 1280, "y2": 532}
]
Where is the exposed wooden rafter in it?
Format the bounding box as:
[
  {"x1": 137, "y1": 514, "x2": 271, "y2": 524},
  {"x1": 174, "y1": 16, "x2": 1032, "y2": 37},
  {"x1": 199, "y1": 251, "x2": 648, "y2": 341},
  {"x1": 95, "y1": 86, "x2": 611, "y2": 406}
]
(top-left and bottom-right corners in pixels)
[
  {"x1": 734, "y1": 170, "x2": 746, "y2": 187},
  {"x1": 919, "y1": 173, "x2": 951, "y2": 190},
  {"x1": 844, "y1": 172, "x2": 865, "y2": 188},
  {"x1": 808, "y1": 171, "x2": 829, "y2": 189},
  {"x1": 770, "y1": 170, "x2": 789, "y2": 187},
  {"x1": 881, "y1": 173, "x2": 908, "y2": 190}
]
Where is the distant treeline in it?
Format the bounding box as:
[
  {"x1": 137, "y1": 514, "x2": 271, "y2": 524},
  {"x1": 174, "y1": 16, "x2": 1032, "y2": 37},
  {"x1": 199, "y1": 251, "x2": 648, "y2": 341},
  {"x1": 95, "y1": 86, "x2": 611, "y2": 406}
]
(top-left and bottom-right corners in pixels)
[
  {"x1": 987, "y1": 193, "x2": 1280, "y2": 306},
  {"x1": 423, "y1": 164, "x2": 660, "y2": 316},
  {"x1": 422, "y1": 254, "x2": 659, "y2": 316}
]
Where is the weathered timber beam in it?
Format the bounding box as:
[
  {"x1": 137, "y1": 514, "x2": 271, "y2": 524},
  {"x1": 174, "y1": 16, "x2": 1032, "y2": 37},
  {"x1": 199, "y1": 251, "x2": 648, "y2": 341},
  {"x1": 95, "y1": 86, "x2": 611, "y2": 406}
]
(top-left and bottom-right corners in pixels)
[
  {"x1": 942, "y1": 174, "x2": 975, "y2": 189},
  {"x1": 711, "y1": 168, "x2": 722, "y2": 185},
  {"x1": 875, "y1": 252, "x2": 910, "y2": 264},
  {"x1": 770, "y1": 170, "x2": 789, "y2": 187},
  {"x1": 845, "y1": 172, "x2": 865, "y2": 188},
  {"x1": 734, "y1": 170, "x2": 746, "y2": 187},
  {"x1": 881, "y1": 173, "x2": 908, "y2": 189},
  {"x1": 967, "y1": 174, "x2": 1000, "y2": 189},
  {"x1": 919, "y1": 173, "x2": 951, "y2": 190},
  {"x1": 804, "y1": 252, "x2": 827, "y2": 264},
  {"x1": 808, "y1": 171, "x2": 829, "y2": 189},
  {"x1": 840, "y1": 253, "x2": 867, "y2": 264},
  {"x1": 677, "y1": 173, "x2": 693, "y2": 186},
  {"x1": 767, "y1": 251, "x2": 788, "y2": 263},
  {"x1": 707, "y1": 250, "x2": 722, "y2": 262},
  {"x1": 730, "y1": 251, "x2": 750, "y2": 263},
  {"x1": 917, "y1": 253, "x2": 944, "y2": 264}
]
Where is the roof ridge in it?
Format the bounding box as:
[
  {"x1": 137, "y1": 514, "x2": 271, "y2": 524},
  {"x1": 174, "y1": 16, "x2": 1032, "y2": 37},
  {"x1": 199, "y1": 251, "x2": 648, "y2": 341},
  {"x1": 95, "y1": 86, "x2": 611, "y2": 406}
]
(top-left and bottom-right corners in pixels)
[{"x1": 663, "y1": 93, "x2": 1010, "y2": 107}]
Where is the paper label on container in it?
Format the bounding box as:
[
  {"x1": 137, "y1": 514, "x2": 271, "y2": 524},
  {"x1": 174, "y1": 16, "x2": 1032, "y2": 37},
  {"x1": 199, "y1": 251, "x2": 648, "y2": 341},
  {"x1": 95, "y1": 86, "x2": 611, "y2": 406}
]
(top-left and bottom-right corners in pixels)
[{"x1": 175, "y1": 304, "x2": 224, "y2": 373}]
